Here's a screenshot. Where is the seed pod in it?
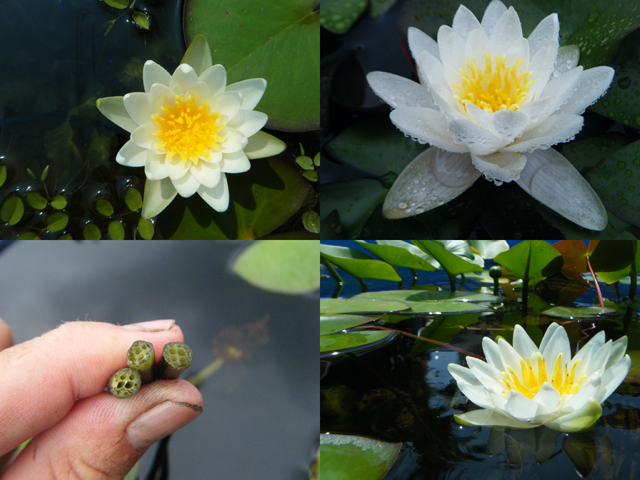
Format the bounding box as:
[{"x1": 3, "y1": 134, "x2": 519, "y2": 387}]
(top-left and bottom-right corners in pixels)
[
  {"x1": 157, "y1": 342, "x2": 193, "y2": 379},
  {"x1": 126, "y1": 340, "x2": 155, "y2": 384},
  {"x1": 108, "y1": 368, "x2": 142, "y2": 398}
]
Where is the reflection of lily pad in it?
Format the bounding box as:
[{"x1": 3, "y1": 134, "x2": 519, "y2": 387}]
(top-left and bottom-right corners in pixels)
[
  {"x1": 319, "y1": 433, "x2": 401, "y2": 480},
  {"x1": 158, "y1": 158, "x2": 310, "y2": 239},
  {"x1": 320, "y1": 298, "x2": 410, "y2": 315},
  {"x1": 183, "y1": 0, "x2": 319, "y2": 131},
  {"x1": 542, "y1": 306, "x2": 617, "y2": 319}
]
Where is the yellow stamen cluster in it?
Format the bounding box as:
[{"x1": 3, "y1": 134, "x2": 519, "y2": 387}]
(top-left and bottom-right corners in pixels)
[
  {"x1": 453, "y1": 51, "x2": 535, "y2": 113},
  {"x1": 501, "y1": 352, "x2": 588, "y2": 400},
  {"x1": 151, "y1": 95, "x2": 224, "y2": 165}
]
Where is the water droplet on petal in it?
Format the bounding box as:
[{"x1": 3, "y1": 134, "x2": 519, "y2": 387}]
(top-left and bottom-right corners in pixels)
[{"x1": 397, "y1": 201, "x2": 408, "y2": 209}]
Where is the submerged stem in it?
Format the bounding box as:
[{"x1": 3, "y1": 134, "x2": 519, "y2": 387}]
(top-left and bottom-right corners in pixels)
[{"x1": 187, "y1": 357, "x2": 225, "y2": 388}]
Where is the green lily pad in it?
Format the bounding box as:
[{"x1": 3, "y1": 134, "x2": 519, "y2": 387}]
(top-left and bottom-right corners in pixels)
[
  {"x1": 354, "y1": 240, "x2": 437, "y2": 271},
  {"x1": 321, "y1": 179, "x2": 388, "y2": 239},
  {"x1": 184, "y1": 0, "x2": 319, "y2": 131},
  {"x1": 159, "y1": 158, "x2": 310, "y2": 239},
  {"x1": 325, "y1": 117, "x2": 426, "y2": 177},
  {"x1": 302, "y1": 210, "x2": 320, "y2": 233},
  {"x1": 108, "y1": 220, "x2": 125, "y2": 240},
  {"x1": 353, "y1": 290, "x2": 493, "y2": 313},
  {"x1": 320, "y1": 315, "x2": 374, "y2": 335},
  {"x1": 233, "y1": 241, "x2": 319, "y2": 294},
  {"x1": 124, "y1": 186, "x2": 143, "y2": 212},
  {"x1": 131, "y1": 10, "x2": 150, "y2": 31},
  {"x1": 355, "y1": 289, "x2": 501, "y2": 302},
  {"x1": 296, "y1": 155, "x2": 314, "y2": 170},
  {"x1": 412, "y1": 240, "x2": 483, "y2": 276},
  {"x1": 16, "y1": 232, "x2": 40, "y2": 240},
  {"x1": 320, "y1": 244, "x2": 402, "y2": 281},
  {"x1": 320, "y1": 330, "x2": 394, "y2": 353},
  {"x1": 103, "y1": 0, "x2": 129, "y2": 9},
  {"x1": 1, "y1": 196, "x2": 24, "y2": 225},
  {"x1": 589, "y1": 240, "x2": 640, "y2": 284},
  {"x1": 25, "y1": 192, "x2": 47, "y2": 210},
  {"x1": 542, "y1": 306, "x2": 618, "y2": 319},
  {"x1": 50, "y1": 194, "x2": 68, "y2": 210},
  {"x1": 320, "y1": 0, "x2": 367, "y2": 34},
  {"x1": 494, "y1": 240, "x2": 564, "y2": 286},
  {"x1": 137, "y1": 218, "x2": 155, "y2": 240},
  {"x1": 83, "y1": 223, "x2": 102, "y2": 240},
  {"x1": 319, "y1": 434, "x2": 401, "y2": 480},
  {"x1": 95, "y1": 198, "x2": 114, "y2": 217},
  {"x1": 321, "y1": 297, "x2": 410, "y2": 315},
  {"x1": 45, "y1": 211, "x2": 68, "y2": 232},
  {"x1": 585, "y1": 139, "x2": 640, "y2": 227},
  {"x1": 0, "y1": 165, "x2": 7, "y2": 187},
  {"x1": 564, "y1": 134, "x2": 630, "y2": 176}
]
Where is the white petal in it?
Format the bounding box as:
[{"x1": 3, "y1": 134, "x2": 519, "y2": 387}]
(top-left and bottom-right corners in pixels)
[
  {"x1": 190, "y1": 160, "x2": 221, "y2": 189},
  {"x1": 512, "y1": 325, "x2": 539, "y2": 359},
  {"x1": 143, "y1": 60, "x2": 171, "y2": 93},
  {"x1": 131, "y1": 122, "x2": 158, "y2": 149},
  {"x1": 480, "y1": 0, "x2": 508, "y2": 37},
  {"x1": 180, "y1": 34, "x2": 213, "y2": 77},
  {"x1": 437, "y1": 26, "x2": 466, "y2": 87},
  {"x1": 498, "y1": 337, "x2": 524, "y2": 378},
  {"x1": 527, "y1": 40, "x2": 560, "y2": 101},
  {"x1": 244, "y1": 131, "x2": 286, "y2": 159},
  {"x1": 535, "y1": 66, "x2": 584, "y2": 122},
  {"x1": 452, "y1": 4, "x2": 482, "y2": 40},
  {"x1": 539, "y1": 323, "x2": 561, "y2": 353},
  {"x1": 221, "y1": 149, "x2": 251, "y2": 174},
  {"x1": 464, "y1": 28, "x2": 491, "y2": 72},
  {"x1": 540, "y1": 322, "x2": 571, "y2": 372},
  {"x1": 516, "y1": 148, "x2": 608, "y2": 230},
  {"x1": 418, "y1": 51, "x2": 463, "y2": 117},
  {"x1": 504, "y1": 390, "x2": 551, "y2": 425},
  {"x1": 455, "y1": 409, "x2": 535, "y2": 429},
  {"x1": 210, "y1": 92, "x2": 242, "y2": 121},
  {"x1": 382, "y1": 148, "x2": 480, "y2": 219},
  {"x1": 596, "y1": 354, "x2": 631, "y2": 403},
  {"x1": 483, "y1": 336, "x2": 507, "y2": 372},
  {"x1": 116, "y1": 140, "x2": 148, "y2": 167},
  {"x1": 606, "y1": 336, "x2": 628, "y2": 370},
  {"x1": 199, "y1": 64, "x2": 227, "y2": 98},
  {"x1": 587, "y1": 340, "x2": 612, "y2": 375},
  {"x1": 505, "y1": 37, "x2": 530, "y2": 72},
  {"x1": 505, "y1": 114, "x2": 583, "y2": 152},
  {"x1": 96, "y1": 96, "x2": 138, "y2": 133},
  {"x1": 527, "y1": 14, "x2": 559, "y2": 58},
  {"x1": 123, "y1": 92, "x2": 154, "y2": 126},
  {"x1": 165, "y1": 156, "x2": 189, "y2": 180},
  {"x1": 227, "y1": 110, "x2": 268, "y2": 137},
  {"x1": 390, "y1": 107, "x2": 466, "y2": 152},
  {"x1": 219, "y1": 127, "x2": 245, "y2": 153},
  {"x1": 471, "y1": 151, "x2": 527, "y2": 184},
  {"x1": 144, "y1": 152, "x2": 169, "y2": 180},
  {"x1": 366, "y1": 72, "x2": 437, "y2": 109},
  {"x1": 482, "y1": 109, "x2": 529, "y2": 144},
  {"x1": 447, "y1": 117, "x2": 506, "y2": 155},
  {"x1": 546, "y1": 398, "x2": 602, "y2": 432},
  {"x1": 556, "y1": 66, "x2": 615, "y2": 115},
  {"x1": 408, "y1": 26, "x2": 440, "y2": 62},
  {"x1": 553, "y1": 45, "x2": 580, "y2": 78},
  {"x1": 198, "y1": 174, "x2": 229, "y2": 212},
  {"x1": 572, "y1": 331, "x2": 606, "y2": 377},
  {"x1": 226, "y1": 78, "x2": 266, "y2": 111},
  {"x1": 172, "y1": 170, "x2": 200, "y2": 197},
  {"x1": 141, "y1": 178, "x2": 177, "y2": 219},
  {"x1": 561, "y1": 373, "x2": 601, "y2": 414},
  {"x1": 149, "y1": 83, "x2": 178, "y2": 114},
  {"x1": 489, "y1": 7, "x2": 523, "y2": 53},
  {"x1": 170, "y1": 64, "x2": 199, "y2": 95},
  {"x1": 448, "y1": 363, "x2": 496, "y2": 410},
  {"x1": 187, "y1": 81, "x2": 211, "y2": 106}
]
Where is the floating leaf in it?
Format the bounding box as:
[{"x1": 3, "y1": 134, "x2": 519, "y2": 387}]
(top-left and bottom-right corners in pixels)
[
  {"x1": 319, "y1": 434, "x2": 401, "y2": 480},
  {"x1": 320, "y1": 315, "x2": 373, "y2": 335},
  {"x1": 50, "y1": 195, "x2": 68, "y2": 210},
  {"x1": 16, "y1": 232, "x2": 39, "y2": 240},
  {"x1": 412, "y1": 240, "x2": 483, "y2": 276},
  {"x1": 124, "y1": 186, "x2": 143, "y2": 212},
  {"x1": 320, "y1": 0, "x2": 367, "y2": 34},
  {"x1": 321, "y1": 330, "x2": 394, "y2": 354},
  {"x1": 137, "y1": 218, "x2": 154, "y2": 240},
  {"x1": 542, "y1": 306, "x2": 617, "y2": 319},
  {"x1": 95, "y1": 198, "x2": 114, "y2": 217},
  {"x1": 302, "y1": 170, "x2": 318, "y2": 182},
  {"x1": 83, "y1": 223, "x2": 102, "y2": 240},
  {"x1": 296, "y1": 155, "x2": 314, "y2": 170},
  {"x1": 354, "y1": 290, "x2": 493, "y2": 313},
  {"x1": 233, "y1": 241, "x2": 319, "y2": 294},
  {"x1": 354, "y1": 241, "x2": 437, "y2": 271},
  {"x1": 0, "y1": 165, "x2": 6, "y2": 187},
  {"x1": 108, "y1": 220, "x2": 125, "y2": 240},
  {"x1": 45, "y1": 211, "x2": 68, "y2": 232},
  {"x1": 25, "y1": 192, "x2": 47, "y2": 210},
  {"x1": 494, "y1": 241, "x2": 564, "y2": 286},
  {"x1": 303, "y1": 210, "x2": 320, "y2": 233},
  {"x1": 321, "y1": 297, "x2": 410, "y2": 315},
  {"x1": 184, "y1": 0, "x2": 320, "y2": 131},
  {"x1": 104, "y1": 0, "x2": 129, "y2": 9},
  {"x1": 0, "y1": 197, "x2": 24, "y2": 225},
  {"x1": 320, "y1": 244, "x2": 402, "y2": 281},
  {"x1": 131, "y1": 10, "x2": 150, "y2": 31}
]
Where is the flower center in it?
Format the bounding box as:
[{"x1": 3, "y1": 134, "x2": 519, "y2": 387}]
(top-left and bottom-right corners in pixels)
[
  {"x1": 500, "y1": 352, "x2": 588, "y2": 400},
  {"x1": 151, "y1": 95, "x2": 224, "y2": 165},
  {"x1": 453, "y1": 51, "x2": 535, "y2": 113}
]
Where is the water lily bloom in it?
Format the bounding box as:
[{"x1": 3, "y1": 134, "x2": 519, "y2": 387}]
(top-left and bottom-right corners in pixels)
[
  {"x1": 448, "y1": 324, "x2": 630, "y2": 432},
  {"x1": 97, "y1": 35, "x2": 285, "y2": 218},
  {"x1": 367, "y1": 1, "x2": 614, "y2": 230}
]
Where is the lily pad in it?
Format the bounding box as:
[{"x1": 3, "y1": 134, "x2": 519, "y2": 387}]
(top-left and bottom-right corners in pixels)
[
  {"x1": 353, "y1": 290, "x2": 493, "y2": 313},
  {"x1": 1, "y1": 196, "x2": 24, "y2": 225},
  {"x1": 320, "y1": 244, "x2": 403, "y2": 281},
  {"x1": 494, "y1": 241, "x2": 564, "y2": 286},
  {"x1": 45, "y1": 211, "x2": 68, "y2": 233},
  {"x1": 183, "y1": 0, "x2": 320, "y2": 131},
  {"x1": 412, "y1": 240, "x2": 483, "y2": 275},
  {"x1": 320, "y1": 297, "x2": 410, "y2": 315},
  {"x1": 356, "y1": 290, "x2": 501, "y2": 302},
  {"x1": 25, "y1": 192, "x2": 47, "y2": 210},
  {"x1": 354, "y1": 240, "x2": 437, "y2": 271},
  {"x1": 564, "y1": 134, "x2": 630, "y2": 176},
  {"x1": 542, "y1": 306, "x2": 617, "y2": 319},
  {"x1": 319, "y1": 433, "x2": 401, "y2": 480},
  {"x1": 233, "y1": 241, "x2": 320, "y2": 294},
  {"x1": 321, "y1": 315, "x2": 374, "y2": 335},
  {"x1": 320, "y1": 0, "x2": 367, "y2": 34},
  {"x1": 320, "y1": 330, "x2": 394, "y2": 353},
  {"x1": 159, "y1": 158, "x2": 310, "y2": 239}
]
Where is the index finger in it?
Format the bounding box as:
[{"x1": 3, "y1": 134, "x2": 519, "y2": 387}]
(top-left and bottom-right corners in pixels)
[{"x1": 0, "y1": 320, "x2": 183, "y2": 456}]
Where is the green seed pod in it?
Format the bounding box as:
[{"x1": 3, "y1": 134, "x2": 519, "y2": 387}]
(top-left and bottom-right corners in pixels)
[
  {"x1": 157, "y1": 342, "x2": 193, "y2": 379},
  {"x1": 126, "y1": 340, "x2": 155, "y2": 384},
  {"x1": 108, "y1": 368, "x2": 142, "y2": 398}
]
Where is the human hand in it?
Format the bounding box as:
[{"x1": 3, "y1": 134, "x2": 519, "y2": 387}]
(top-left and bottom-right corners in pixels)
[{"x1": 0, "y1": 318, "x2": 203, "y2": 479}]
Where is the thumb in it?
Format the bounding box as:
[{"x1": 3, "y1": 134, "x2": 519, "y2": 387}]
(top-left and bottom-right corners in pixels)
[{"x1": 4, "y1": 379, "x2": 202, "y2": 480}]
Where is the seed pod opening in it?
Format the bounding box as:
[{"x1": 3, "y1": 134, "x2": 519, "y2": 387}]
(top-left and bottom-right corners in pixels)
[
  {"x1": 126, "y1": 340, "x2": 155, "y2": 384},
  {"x1": 108, "y1": 368, "x2": 142, "y2": 398},
  {"x1": 157, "y1": 342, "x2": 193, "y2": 379}
]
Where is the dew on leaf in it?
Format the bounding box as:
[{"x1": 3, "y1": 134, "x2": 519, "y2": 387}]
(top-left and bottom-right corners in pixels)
[
  {"x1": 618, "y1": 161, "x2": 626, "y2": 169},
  {"x1": 617, "y1": 76, "x2": 631, "y2": 89}
]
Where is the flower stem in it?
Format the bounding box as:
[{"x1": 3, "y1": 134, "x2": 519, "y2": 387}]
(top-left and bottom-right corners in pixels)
[
  {"x1": 156, "y1": 342, "x2": 193, "y2": 379},
  {"x1": 586, "y1": 255, "x2": 604, "y2": 308},
  {"x1": 126, "y1": 340, "x2": 155, "y2": 384},
  {"x1": 108, "y1": 368, "x2": 142, "y2": 398},
  {"x1": 187, "y1": 357, "x2": 225, "y2": 388}
]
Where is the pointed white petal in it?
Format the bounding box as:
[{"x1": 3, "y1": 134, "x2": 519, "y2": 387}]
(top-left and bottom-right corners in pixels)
[
  {"x1": 226, "y1": 78, "x2": 267, "y2": 111},
  {"x1": 408, "y1": 26, "x2": 440, "y2": 62},
  {"x1": 198, "y1": 174, "x2": 229, "y2": 212},
  {"x1": 448, "y1": 363, "x2": 496, "y2": 410},
  {"x1": 489, "y1": 7, "x2": 523, "y2": 53},
  {"x1": 180, "y1": 34, "x2": 212, "y2": 77},
  {"x1": 221, "y1": 149, "x2": 251, "y2": 174},
  {"x1": 512, "y1": 325, "x2": 539, "y2": 359},
  {"x1": 556, "y1": 66, "x2": 615, "y2": 115},
  {"x1": 553, "y1": 45, "x2": 580, "y2": 78},
  {"x1": 366, "y1": 72, "x2": 437, "y2": 109},
  {"x1": 187, "y1": 81, "x2": 211, "y2": 106},
  {"x1": 482, "y1": 109, "x2": 529, "y2": 144},
  {"x1": 199, "y1": 64, "x2": 227, "y2": 97},
  {"x1": 390, "y1": 107, "x2": 466, "y2": 152},
  {"x1": 210, "y1": 91, "x2": 242, "y2": 121},
  {"x1": 606, "y1": 336, "x2": 628, "y2": 370},
  {"x1": 190, "y1": 160, "x2": 221, "y2": 189},
  {"x1": 516, "y1": 148, "x2": 608, "y2": 231},
  {"x1": 527, "y1": 40, "x2": 560, "y2": 100},
  {"x1": 172, "y1": 170, "x2": 200, "y2": 197},
  {"x1": 596, "y1": 354, "x2": 631, "y2": 402},
  {"x1": 170, "y1": 64, "x2": 199, "y2": 95},
  {"x1": 497, "y1": 337, "x2": 524, "y2": 378},
  {"x1": 561, "y1": 373, "x2": 601, "y2": 414},
  {"x1": 454, "y1": 409, "x2": 535, "y2": 429},
  {"x1": 383, "y1": 148, "x2": 480, "y2": 219},
  {"x1": 452, "y1": 4, "x2": 482, "y2": 40},
  {"x1": 143, "y1": 60, "x2": 171, "y2": 93},
  {"x1": 437, "y1": 26, "x2": 466, "y2": 87},
  {"x1": 545, "y1": 398, "x2": 602, "y2": 432},
  {"x1": 471, "y1": 151, "x2": 527, "y2": 184},
  {"x1": 131, "y1": 122, "x2": 158, "y2": 149},
  {"x1": 244, "y1": 131, "x2": 286, "y2": 159},
  {"x1": 481, "y1": 1, "x2": 508, "y2": 37},
  {"x1": 96, "y1": 96, "x2": 138, "y2": 133},
  {"x1": 141, "y1": 178, "x2": 178, "y2": 219},
  {"x1": 144, "y1": 152, "x2": 169, "y2": 180},
  {"x1": 527, "y1": 13, "x2": 559, "y2": 58},
  {"x1": 505, "y1": 114, "x2": 583, "y2": 152},
  {"x1": 447, "y1": 117, "x2": 506, "y2": 155},
  {"x1": 165, "y1": 156, "x2": 189, "y2": 180},
  {"x1": 149, "y1": 83, "x2": 178, "y2": 114},
  {"x1": 483, "y1": 336, "x2": 508, "y2": 372},
  {"x1": 116, "y1": 140, "x2": 148, "y2": 167},
  {"x1": 219, "y1": 127, "x2": 245, "y2": 153},
  {"x1": 540, "y1": 322, "x2": 571, "y2": 371},
  {"x1": 227, "y1": 110, "x2": 268, "y2": 137},
  {"x1": 123, "y1": 92, "x2": 154, "y2": 126}
]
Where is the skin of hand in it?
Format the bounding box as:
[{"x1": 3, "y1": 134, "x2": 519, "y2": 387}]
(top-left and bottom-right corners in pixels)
[{"x1": 0, "y1": 318, "x2": 203, "y2": 480}]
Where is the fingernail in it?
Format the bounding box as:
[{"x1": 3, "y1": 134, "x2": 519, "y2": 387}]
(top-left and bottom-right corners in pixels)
[
  {"x1": 121, "y1": 319, "x2": 176, "y2": 332},
  {"x1": 127, "y1": 400, "x2": 203, "y2": 449}
]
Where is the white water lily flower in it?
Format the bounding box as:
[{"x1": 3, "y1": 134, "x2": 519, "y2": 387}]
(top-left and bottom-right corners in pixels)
[
  {"x1": 367, "y1": 1, "x2": 614, "y2": 230},
  {"x1": 97, "y1": 35, "x2": 285, "y2": 218},
  {"x1": 448, "y1": 324, "x2": 630, "y2": 432}
]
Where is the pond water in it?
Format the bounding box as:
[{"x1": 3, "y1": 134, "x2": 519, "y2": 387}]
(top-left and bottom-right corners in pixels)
[
  {"x1": 0, "y1": 241, "x2": 318, "y2": 479},
  {"x1": 321, "y1": 262, "x2": 640, "y2": 479}
]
